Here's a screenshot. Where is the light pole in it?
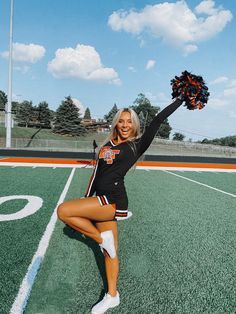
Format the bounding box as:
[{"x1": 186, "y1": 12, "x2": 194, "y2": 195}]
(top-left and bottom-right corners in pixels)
[{"x1": 6, "y1": 0, "x2": 14, "y2": 148}]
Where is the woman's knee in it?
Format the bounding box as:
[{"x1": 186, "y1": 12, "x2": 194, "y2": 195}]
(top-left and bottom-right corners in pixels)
[{"x1": 57, "y1": 203, "x2": 67, "y2": 221}]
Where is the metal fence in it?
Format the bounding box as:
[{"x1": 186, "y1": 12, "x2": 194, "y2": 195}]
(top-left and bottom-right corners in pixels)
[{"x1": 0, "y1": 137, "x2": 236, "y2": 158}]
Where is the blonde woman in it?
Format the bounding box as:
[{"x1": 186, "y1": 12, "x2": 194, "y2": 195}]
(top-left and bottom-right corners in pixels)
[{"x1": 57, "y1": 97, "x2": 185, "y2": 314}]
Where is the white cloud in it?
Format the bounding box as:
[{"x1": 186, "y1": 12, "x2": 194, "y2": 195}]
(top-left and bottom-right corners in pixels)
[
  {"x1": 229, "y1": 111, "x2": 236, "y2": 119},
  {"x1": 207, "y1": 96, "x2": 229, "y2": 108},
  {"x1": 1, "y1": 42, "x2": 45, "y2": 63},
  {"x1": 210, "y1": 76, "x2": 228, "y2": 85},
  {"x1": 195, "y1": 0, "x2": 218, "y2": 15},
  {"x1": 108, "y1": 1, "x2": 232, "y2": 54},
  {"x1": 48, "y1": 43, "x2": 121, "y2": 85},
  {"x1": 224, "y1": 86, "x2": 236, "y2": 97},
  {"x1": 145, "y1": 59, "x2": 156, "y2": 70},
  {"x1": 183, "y1": 44, "x2": 198, "y2": 56},
  {"x1": 72, "y1": 98, "x2": 85, "y2": 117},
  {"x1": 14, "y1": 65, "x2": 30, "y2": 74},
  {"x1": 128, "y1": 66, "x2": 136, "y2": 72}
]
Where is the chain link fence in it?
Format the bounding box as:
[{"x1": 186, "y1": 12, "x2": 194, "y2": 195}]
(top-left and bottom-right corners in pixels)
[{"x1": 0, "y1": 137, "x2": 236, "y2": 158}]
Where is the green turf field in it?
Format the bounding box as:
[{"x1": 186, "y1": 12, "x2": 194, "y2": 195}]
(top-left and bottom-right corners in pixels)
[{"x1": 0, "y1": 166, "x2": 236, "y2": 313}]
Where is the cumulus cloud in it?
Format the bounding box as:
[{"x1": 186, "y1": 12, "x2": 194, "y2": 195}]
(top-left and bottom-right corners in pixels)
[
  {"x1": 145, "y1": 59, "x2": 156, "y2": 70},
  {"x1": 210, "y1": 76, "x2": 229, "y2": 85},
  {"x1": 128, "y1": 66, "x2": 136, "y2": 72},
  {"x1": 208, "y1": 77, "x2": 236, "y2": 117},
  {"x1": 48, "y1": 43, "x2": 121, "y2": 85},
  {"x1": 195, "y1": 0, "x2": 218, "y2": 15},
  {"x1": 108, "y1": 0, "x2": 233, "y2": 54},
  {"x1": 72, "y1": 98, "x2": 85, "y2": 117},
  {"x1": 1, "y1": 42, "x2": 45, "y2": 63}
]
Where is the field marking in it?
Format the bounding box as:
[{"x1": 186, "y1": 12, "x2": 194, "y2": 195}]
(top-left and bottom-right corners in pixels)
[
  {"x1": 0, "y1": 162, "x2": 88, "y2": 168},
  {"x1": 136, "y1": 166, "x2": 236, "y2": 172},
  {"x1": 0, "y1": 195, "x2": 43, "y2": 221},
  {"x1": 10, "y1": 167, "x2": 76, "y2": 314},
  {"x1": 0, "y1": 161, "x2": 236, "y2": 172},
  {"x1": 164, "y1": 170, "x2": 236, "y2": 198}
]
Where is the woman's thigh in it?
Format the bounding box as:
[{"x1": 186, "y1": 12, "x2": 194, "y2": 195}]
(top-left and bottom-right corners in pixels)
[{"x1": 58, "y1": 197, "x2": 116, "y2": 222}]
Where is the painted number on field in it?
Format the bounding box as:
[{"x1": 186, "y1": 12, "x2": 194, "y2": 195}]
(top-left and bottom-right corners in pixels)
[{"x1": 0, "y1": 195, "x2": 43, "y2": 221}]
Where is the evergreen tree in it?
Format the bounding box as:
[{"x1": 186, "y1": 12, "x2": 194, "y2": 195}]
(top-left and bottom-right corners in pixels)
[
  {"x1": 53, "y1": 96, "x2": 85, "y2": 136},
  {"x1": 104, "y1": 103, "x2": 118, "y2": 124},
  {"x1": 15, "y1": 100, "x2": 33, "y2": 127},
  {"x1": 37, "y1": 101, "x2": 52, "y2": 128},
  {"x1": 0, "y1": 90, "x2": 7, "y2": 111},
  {"x1": 173, "y1": 132, "x2": 185, "y2": 141},
  {"x1": 84, "y1": 107, "x2": 91, "y2": 119}
]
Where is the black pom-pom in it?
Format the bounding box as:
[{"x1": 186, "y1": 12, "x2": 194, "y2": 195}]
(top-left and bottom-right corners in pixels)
[{"x1": 171, "y1": 70, "x2": 210, "y2": 110}]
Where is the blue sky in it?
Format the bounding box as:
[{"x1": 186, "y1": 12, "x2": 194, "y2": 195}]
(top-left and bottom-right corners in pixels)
[{"x1": 0, "y1": 0, "x2": 235, "y2": 140}]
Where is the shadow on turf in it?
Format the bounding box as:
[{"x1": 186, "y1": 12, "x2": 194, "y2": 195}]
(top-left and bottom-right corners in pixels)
[{"x1": 63, "y1": 225, "x2": 108, "y2": 305}]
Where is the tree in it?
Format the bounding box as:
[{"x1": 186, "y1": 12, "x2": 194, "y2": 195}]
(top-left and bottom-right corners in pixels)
[
  {"x1": 132, "y1": 93, "x2": 172, "y2": 138},
  {"x1": 37, "y1": 101, "x2": 52, "y2": 128},
  {"x1": 84, "y1": 107, "x2": 91, "y2": 119},
  {"x1": 138, "y1": 111, "x2": 145, "y2": 133},
  {"x1": 173, "y1": 132, "x2": 185, "y2": 141},
  {"x1": 201, "y1": 135, "x2": 236, "y2": 147},
  {"x1": 0, "y1": 90, "x2": 7, "y2": 111},
  {"x1": 132, "y1": 93, "x2": 159, "y2": 127},
  {"x1": 53, "y1": 96, "x2": 86, "y2": 136},
  {"x1": 15, "y1": 101, "x2": 34, "y2": 127},
  {"x1": 104, "y1": 103, "x2": 118, "y2": 124},
  {"x1": 157, "y1": 120, "x2": 172, "y2": 139}
]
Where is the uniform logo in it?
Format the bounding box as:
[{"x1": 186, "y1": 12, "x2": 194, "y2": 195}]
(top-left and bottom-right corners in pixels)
[{"x1": 99, "y1": 146, "x2": 120, "y2": 164}]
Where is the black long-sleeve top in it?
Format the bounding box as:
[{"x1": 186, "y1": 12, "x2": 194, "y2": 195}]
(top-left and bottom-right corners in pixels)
[{"x1": 85, "y1": 98, "x2": 183, "y2": 201}]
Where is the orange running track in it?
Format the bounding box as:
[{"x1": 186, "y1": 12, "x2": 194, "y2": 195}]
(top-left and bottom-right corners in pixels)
[{"x1": 0, "y1": 157, "x2": 235, "y2": 170}]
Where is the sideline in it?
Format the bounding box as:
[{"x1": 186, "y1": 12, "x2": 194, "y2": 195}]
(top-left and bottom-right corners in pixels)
[
  {"x1": 10, "y1": 168, "x2": 76, "y2": 314},
  {"x1": 0, "y1": 157, "x2": 236, "y2": 171},
  {"x1": 164, "y1": 170, "x2": 236, "y2": 198}
]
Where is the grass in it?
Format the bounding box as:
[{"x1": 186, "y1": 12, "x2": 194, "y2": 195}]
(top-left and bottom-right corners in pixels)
[
  {"x1": 0, "y1": 166, "x2": 72, "y2": 314},
  {"x1": 0, "y1": 126, "x2": 107, "y2": 142},
  {"x1": 25, "y1": 169, "x2": 236, "y2": 314}
]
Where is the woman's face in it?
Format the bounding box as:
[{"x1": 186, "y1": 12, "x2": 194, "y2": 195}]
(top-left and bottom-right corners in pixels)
[{"x1": 116, "y1": 111, "x2": 134, "y2": 141}]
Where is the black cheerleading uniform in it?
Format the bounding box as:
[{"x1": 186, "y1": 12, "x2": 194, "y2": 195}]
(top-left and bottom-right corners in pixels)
[{"x1": 85, "y1": 98, "x2": 183, "y2": 218}]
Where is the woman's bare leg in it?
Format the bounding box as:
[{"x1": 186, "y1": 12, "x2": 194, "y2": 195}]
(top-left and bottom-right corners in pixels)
[
  {"x1": 96, "y1": 220, "x2": 119, "y2": 297},
  {"x1": 57, "y1": 197, "x2": 115, "y2": 244}
]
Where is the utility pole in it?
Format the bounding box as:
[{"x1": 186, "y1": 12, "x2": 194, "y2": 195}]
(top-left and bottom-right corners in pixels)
[{"x1": 6, "y1": 0, "x2": 14, "y2": 148}]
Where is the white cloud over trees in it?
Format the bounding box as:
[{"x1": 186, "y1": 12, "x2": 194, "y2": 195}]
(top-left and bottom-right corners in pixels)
[
  {"x1": 108, "y1": 0, "x2": 232, "y2": 55},
  {"x1": 48, "y1": 43, "x2": 121, "y2": 85},
  {"x1": 1, "y1": 43, "x2": 46, "y2": 63}
]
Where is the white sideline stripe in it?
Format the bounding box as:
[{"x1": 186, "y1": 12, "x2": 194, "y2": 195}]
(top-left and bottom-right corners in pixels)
[
  {"x1": 164, "y1": 170, "x2": 236, "y2": 198},
  {"x1": 10, "y1": 168, "x2": 76, "y2": 314},
  {"x1": 0, "y1": 161, "x2": 235, "y2": 172},
  {"x1": 136, "y1": 166, "x2": 236, "y2": 173}
]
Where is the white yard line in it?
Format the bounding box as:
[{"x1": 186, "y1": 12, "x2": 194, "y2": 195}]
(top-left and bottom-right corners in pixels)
[
  {"x1": 10, "y1": 168, "x2": 76, "y2": 314},
  {"x1": 136, "y1": 165, "x2": 236, "y2": 172},
  {"x1": 163, "y1": 170, "x2": 236, "y2": 198},
  {"x1": 0, "y1": 162, "x2": 89, "y2": 168}
]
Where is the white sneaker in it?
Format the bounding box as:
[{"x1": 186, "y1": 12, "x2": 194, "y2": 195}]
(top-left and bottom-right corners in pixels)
[
  {"x1": 116, "y1": 211, "x2": 133, "y2": 221},
  {"x1": 91, "y1": 292, "x2": 120, "y2": 314},
  {"x1": 99, "y1": 230, "x2": 116, "y2": 259}
]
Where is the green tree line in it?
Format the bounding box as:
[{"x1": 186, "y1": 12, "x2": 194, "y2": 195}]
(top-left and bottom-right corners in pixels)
[{"x1": 2, "y1": 89, "x2": 234, "y2": 144}]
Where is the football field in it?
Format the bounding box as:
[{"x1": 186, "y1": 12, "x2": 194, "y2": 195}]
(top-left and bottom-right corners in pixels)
[{"x1": 0, "y1": 162, "x2": 236, "y2": 313}]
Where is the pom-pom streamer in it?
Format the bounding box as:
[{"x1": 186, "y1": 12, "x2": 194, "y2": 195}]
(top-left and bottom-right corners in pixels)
[{"x1": 171, "y1": 71, "x2": 210, "y2": 110}]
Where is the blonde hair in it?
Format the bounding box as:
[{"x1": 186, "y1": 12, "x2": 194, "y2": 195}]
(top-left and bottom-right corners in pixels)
[{"x1": 103, "y1": 108, "x2": 141, "y2": 146}]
